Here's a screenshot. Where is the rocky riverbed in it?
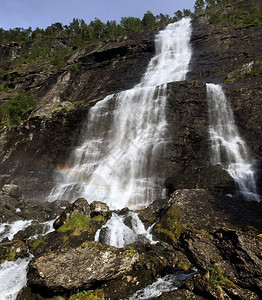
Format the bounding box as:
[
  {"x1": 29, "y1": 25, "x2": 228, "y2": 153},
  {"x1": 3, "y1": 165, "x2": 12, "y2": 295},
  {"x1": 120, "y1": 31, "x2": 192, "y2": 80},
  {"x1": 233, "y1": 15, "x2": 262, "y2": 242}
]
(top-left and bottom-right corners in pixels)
[{"x1": 0, "y1": 185, "x2": 261, "y2": 299}]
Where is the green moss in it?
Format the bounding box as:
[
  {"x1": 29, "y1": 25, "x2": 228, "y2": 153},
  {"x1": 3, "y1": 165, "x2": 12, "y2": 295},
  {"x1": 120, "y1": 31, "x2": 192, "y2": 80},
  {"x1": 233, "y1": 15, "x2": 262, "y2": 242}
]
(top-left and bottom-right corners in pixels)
[
  {"x1": 127, "y1": 246, "x2": 135, "y2": 258},
  {"x1": 91, "y1": 215, "x2": 106, "y2": 223},
  {"x1": 176, "y1": 260, "x2": 190, "y2": 271},
  {"x1": 202, "y1": 231, "x2": 210, "y2": 238},
  {"x1": 207, "y1": 267, "x2": 230, "y2": 290},
  {"x1": 69, "y1": 64, "x2": 80, "y2": 72},
  {"x1": 31, "y1": 238, "x2": 45, "y2": 250},
  {"x1": 73, "y1": 100, "x2": 84, "y2": 106},
  {"x1": 225, "y1": 69, "x2": 262, "y2": 83},
  {"x1": 257, "y1": 233, "x2": 262, "y2": 238},
  {"x1": 81, "y1": 241, "x2": 87, "y2": 248},
  {"x1": 155, "y1": 207, "x2": 185, "y2": 245},
  {"x1": 69, "y1": 289, "x2": 104, "y2": 300},
  {"x1": 57, "y1": 213, "x2": 90, "y2": 234}
]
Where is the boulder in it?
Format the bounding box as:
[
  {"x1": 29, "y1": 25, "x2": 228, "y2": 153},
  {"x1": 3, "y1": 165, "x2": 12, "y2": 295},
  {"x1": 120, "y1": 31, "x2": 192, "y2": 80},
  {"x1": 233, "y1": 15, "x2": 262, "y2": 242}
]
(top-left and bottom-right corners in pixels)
[
  {"x1": 181, "y1": 229, "x2": 262, "y2": 298},
  {"x1": 90, "y1": 200, "x2": 111, "y2": 218},
  {"x1": 1, "y1": 184, "x2": 21, "y2": 198},
  {"x1": 53, "y1": 197, "x2": 91, "y2": 229},
  {"x1": 0, "y1": 239, "x2": 28, "y2": 263},
  {"x1": 30, "y1": 200, "x2": 110, "y2": 257},
  {"x1": 28, "y1": 241, "x2": 139, "y2": 294},
  {"x1": 158, "y1": 189, "x2": 262, "y2": 233}
]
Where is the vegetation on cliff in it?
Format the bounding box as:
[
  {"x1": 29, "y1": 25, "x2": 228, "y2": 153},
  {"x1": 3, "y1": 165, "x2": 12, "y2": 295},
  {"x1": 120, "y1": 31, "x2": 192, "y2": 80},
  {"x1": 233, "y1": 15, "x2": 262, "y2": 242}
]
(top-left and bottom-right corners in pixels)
[{"x1": 0, "y1": 90, "x2": 36, "y2": 127}]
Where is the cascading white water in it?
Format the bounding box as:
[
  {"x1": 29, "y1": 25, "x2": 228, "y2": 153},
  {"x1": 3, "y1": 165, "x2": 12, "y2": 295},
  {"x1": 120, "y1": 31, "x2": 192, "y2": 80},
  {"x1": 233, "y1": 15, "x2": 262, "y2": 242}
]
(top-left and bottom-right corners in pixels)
[
  {"x1": 47, "y1": 18, "x2": 192, "y2": 210},
  {"x1": 95, "y1": 211, "x2": 156, "y2": 248},
  {"x1": 0, "y1": 256, "x2": 32, "y2": 300},
  {"x1": 0, "y1": 219, "x2": 56, "y2": 242},
  {"x1": 0, "y1": 220, "x2": 33, "y2": 242},
  {"x1": 128, "y1": 272, "x2": 194, "y2": 300},
  {"x1": 207, "y1": 83, "x2": 260, "y2": 201},
  {"x1": 0, "y1": 220, "x2": 55, "y2": 300}
]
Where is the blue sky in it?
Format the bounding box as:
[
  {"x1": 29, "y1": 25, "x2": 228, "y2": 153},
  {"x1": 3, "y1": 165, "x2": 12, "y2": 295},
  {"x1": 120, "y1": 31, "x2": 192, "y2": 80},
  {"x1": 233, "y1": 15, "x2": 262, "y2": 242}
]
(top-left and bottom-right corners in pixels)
[{"x1": 0, "y1": 0, "x2": 196, "y2": 30}]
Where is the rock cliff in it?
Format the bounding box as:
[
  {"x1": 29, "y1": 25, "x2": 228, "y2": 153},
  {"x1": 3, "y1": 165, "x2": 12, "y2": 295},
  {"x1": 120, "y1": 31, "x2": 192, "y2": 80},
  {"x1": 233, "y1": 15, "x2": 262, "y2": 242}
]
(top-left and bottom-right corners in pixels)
[{"x1": 0, "y1": 1, "x2": 262, "y2": 299}]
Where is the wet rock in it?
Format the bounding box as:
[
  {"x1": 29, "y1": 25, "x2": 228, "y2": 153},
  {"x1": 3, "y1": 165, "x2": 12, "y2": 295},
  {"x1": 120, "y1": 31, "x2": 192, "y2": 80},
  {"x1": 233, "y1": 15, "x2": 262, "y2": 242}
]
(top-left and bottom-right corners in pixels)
[
  {"x1": 0, "y1": 194, "x2": 21, "y2": 223},
  {"x1": 90, "y1": 200, "x2": 111, "y2": 219},
  {"x1": 30, "y1": 204, "x2": 109, "y2": 257},
  {"x1": 1, "y1": 184, "x2": 21, "y2": 198},
  {"x1": 27, "y1": 241, "x2": 139, "y2": 294},
  {"x1": 14, "y1": 199, "x2": 70, "y2": 223},
  {"x1": 14, "y1": 220, "x2": 53, "y2": 242},
  {"x1": 159, "y1": 289, "x2": 206, "y2": 299}
]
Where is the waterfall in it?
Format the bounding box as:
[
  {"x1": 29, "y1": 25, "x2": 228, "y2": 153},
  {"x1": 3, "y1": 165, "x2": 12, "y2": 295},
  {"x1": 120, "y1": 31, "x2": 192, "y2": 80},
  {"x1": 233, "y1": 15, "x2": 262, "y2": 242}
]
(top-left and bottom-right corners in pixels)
[
  {"x1": 207, "y1": 83, "x2": 260, "y2": 201},
  {"x1": 47, "y1": 18, "x2": 192, "y2": 210}
]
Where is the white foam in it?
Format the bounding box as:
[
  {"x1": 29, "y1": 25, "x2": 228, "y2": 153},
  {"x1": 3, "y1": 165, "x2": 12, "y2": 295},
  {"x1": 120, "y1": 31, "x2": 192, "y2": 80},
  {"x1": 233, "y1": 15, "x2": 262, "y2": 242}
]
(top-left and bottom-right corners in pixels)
[
  {"x1": 129, "y1": 272, "x2": 194, "y2": 299},
  {"x1": 0, "y1": 256, "x2": 32, "y2": 300},
  {"x1": 0, "y1": 220, "x2": 33, "y2": 242},
  {"x1": 95, "y1": 212, "x2": 156, "y2": 248}
]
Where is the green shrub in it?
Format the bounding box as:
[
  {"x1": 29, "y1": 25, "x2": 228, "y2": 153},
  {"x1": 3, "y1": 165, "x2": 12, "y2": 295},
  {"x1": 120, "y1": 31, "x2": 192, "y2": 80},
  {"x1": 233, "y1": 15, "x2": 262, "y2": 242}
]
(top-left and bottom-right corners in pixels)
[
  {"x1": 52, "y1": 45, "x2": 72, "y2": 69},
  {"x1": 208, "y1": 267, "x2": 229, "y2": 289},
  {"x1": 210, "y1": 13, "x2": 221, "y2": 24},
  {"x1": 0, "y1": 90, "x2": 37, "y2": 126}
]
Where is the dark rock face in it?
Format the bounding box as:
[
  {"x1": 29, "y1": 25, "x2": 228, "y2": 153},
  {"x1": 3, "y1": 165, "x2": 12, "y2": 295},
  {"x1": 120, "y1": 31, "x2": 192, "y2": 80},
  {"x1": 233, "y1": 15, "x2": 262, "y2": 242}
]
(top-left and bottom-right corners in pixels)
[
  {"x1": 158, "y1": 81, "x2": 235, "y2": 195},
  {"x1": 0, "y1": 104, "x2": 88, "y2": 200},
  {"x1": 188, "y1": 4, "x2": 262, "y2": 163}
]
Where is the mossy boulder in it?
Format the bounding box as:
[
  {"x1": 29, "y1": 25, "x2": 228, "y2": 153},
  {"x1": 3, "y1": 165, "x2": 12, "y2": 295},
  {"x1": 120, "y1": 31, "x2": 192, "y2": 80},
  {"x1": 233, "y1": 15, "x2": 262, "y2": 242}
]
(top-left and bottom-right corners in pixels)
[
  {"x1": 0, "y1": 239, "x2": 28, "y2": 263},
  {"x1": 53, "y1": 198, "x2": 91, "y2": 230},
  {"x1": 154, "y1": 206, "x2": 186, "y2": 247},
  {"x1": 30, "y1": 202, "x2": 110, "y2": 256}
]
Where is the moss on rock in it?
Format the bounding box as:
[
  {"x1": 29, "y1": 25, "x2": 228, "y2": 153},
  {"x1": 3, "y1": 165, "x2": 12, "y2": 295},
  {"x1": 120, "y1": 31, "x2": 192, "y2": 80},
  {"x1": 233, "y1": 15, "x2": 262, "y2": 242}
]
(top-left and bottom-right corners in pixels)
[
  {"x1": 68, "y1": 289, "x2": 104, "y2": 300},
  {"x1": 154, "y1": 207, "x2": 186, "y2": 246}
]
